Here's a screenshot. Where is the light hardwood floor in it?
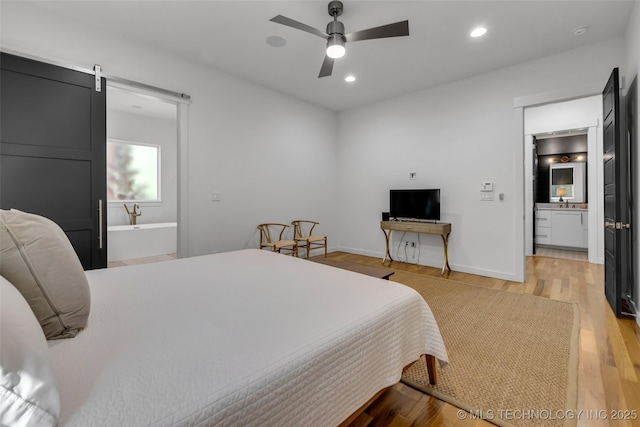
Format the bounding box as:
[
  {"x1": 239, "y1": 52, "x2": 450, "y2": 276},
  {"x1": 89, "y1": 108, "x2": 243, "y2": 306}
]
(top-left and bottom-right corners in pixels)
[{"x1": 328, "y1": 252, "x2": 640, "y2": 427}]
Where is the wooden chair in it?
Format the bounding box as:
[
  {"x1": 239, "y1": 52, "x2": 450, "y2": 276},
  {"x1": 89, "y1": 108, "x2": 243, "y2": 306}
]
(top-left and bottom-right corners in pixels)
[
  {"x1": 257, "y1": 223, "x2": 298, "y2": 256},
  {"x1": 292, "y1": 220, "x2": 327, "y2": 259}
]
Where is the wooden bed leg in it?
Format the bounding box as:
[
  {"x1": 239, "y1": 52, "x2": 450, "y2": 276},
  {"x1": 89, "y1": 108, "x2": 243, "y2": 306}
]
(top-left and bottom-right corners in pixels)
[{"x1": 425, "y1": 355, "x2": 437, "y2": 385}]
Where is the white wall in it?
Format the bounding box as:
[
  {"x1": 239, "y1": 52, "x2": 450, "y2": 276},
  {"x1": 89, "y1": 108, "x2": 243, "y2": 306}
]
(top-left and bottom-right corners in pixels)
[
  {"x1": 3, "y1": 1, "x2": 637, "y2": 285},
  {"x1": 106, "y1": 109, "x2": 178, "y2": 227},
  {"x1": 0, "y1": 1, "x2": 339, "y2": 257},
  {"x1": 624, "y1": 0, "x2": 640, "y2": 321},
  {"x1": 626, "y1": 2, "x2": 640, "y2": 88},
  {"x1": 523, "y1": 96, "x2": 603, "y2": 264},
  {"x1": 337, "y1": 39, "x2": 625, "y2": 281}
]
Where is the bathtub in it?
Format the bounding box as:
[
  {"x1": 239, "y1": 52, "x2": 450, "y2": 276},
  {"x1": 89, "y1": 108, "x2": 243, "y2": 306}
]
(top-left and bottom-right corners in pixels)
[{"x1": 107, "y1": 222, "x2": 177, "y2": 262}]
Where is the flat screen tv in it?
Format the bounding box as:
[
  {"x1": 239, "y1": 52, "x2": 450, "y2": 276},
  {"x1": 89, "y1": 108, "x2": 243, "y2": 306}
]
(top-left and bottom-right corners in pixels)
[{"x1": 390, "y1": 189, "x2": 440, "y2": 221}]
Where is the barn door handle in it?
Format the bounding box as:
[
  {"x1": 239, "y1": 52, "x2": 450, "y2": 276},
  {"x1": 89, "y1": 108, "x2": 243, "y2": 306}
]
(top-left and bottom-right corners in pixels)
[{"x1": 98, "y1": 199, "x2": 103, "y2": 249}]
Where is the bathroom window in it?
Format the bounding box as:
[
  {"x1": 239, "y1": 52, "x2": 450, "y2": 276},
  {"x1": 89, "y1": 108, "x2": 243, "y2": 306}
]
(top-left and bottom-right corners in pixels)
[{"x1": 107, "y1": 140, "x2": 160, "y2": 202}]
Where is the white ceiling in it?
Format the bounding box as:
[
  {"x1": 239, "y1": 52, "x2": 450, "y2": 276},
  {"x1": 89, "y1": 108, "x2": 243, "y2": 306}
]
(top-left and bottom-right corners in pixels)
[
  {"x1": 107, "y1": 85, "x2": 177, "y2": 121},
  {"x1": 31, "y1": 0, "x2": 635, "y2": 112}
]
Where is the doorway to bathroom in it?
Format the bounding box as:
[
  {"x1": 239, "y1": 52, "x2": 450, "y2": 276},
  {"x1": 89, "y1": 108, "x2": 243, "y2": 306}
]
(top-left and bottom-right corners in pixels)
[
  {"x1": 532, "y1": 131, "x2": 589, "y2": 261},
  {"x1": 106, "y1": 84, "x2": 179, "y2": 267},
  {"x1": 523, "y1": 95, "x2": 604, "y2": 265}
]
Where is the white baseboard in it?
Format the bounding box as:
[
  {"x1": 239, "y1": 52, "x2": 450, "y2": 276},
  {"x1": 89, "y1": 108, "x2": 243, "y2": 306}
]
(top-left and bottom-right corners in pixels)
[
  {"x1": 452, "y1": 264, "x2": 520, "y2": 282},
  {"x1": 333, "y1": 246, "x2": 384, "y2": 259}
]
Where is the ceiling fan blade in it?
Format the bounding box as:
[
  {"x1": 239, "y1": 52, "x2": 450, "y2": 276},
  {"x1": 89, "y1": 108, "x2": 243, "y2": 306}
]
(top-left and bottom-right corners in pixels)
[
  {"x1": 318, "y1": 55, "x2": 334, "y2": 78},
  {"x1": 345, "y1": 20, "x2": 409, "y2": 42},
  {"x1": 270, "y1": 15, "x2": 328, "y2": 39}
]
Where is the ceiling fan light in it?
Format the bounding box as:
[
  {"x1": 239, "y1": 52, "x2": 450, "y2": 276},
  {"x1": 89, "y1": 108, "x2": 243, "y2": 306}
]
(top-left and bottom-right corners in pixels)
[
  {"x1": 470, "y1": 27, "x2": 487, "y2": 38},
  {"x1": 327, "y1": 45, "x2": 345, "y2": 59},
  {"x1": 326, "y1": 36, "x2": 345, "y2": 59}
]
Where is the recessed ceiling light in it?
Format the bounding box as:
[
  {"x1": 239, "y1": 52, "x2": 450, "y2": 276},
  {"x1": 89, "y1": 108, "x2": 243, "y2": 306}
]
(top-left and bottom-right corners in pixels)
[
  {"x1": 345, "y1": 75, "x2": 356, "y2": 83},
  {"x1": 572, "y1": 26, "x2": 589, "y2": 36},
  {"x1": 266, "y1": 35, "x2": 286, "y2": 47},
  {"x1": 470, "y1": 27, "x2": 487, "y2": 38}
]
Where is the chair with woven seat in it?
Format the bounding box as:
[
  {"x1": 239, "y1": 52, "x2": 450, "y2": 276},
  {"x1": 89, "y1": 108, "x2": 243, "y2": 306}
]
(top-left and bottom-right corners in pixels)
[
  {"x1": 292, "y1": 220, "x2": 327, "y2": 259},
  {"x1": 257, "y1": 223, "x2": 298, "y2": 256}
]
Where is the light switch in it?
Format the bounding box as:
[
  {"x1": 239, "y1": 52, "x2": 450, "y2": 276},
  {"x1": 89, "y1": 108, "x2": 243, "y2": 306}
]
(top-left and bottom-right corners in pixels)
[
  {"x1": 481, "y1": 181, "x2": 494, "y2": 201},
  {"x1": 211, "y1": 192, "x2": 222, "y2": 201}
]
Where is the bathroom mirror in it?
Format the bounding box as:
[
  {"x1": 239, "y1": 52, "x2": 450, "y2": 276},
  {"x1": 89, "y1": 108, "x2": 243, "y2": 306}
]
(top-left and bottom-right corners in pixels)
[{"x1": 549, "y1": 162, "x2": 585, "y2": 203}]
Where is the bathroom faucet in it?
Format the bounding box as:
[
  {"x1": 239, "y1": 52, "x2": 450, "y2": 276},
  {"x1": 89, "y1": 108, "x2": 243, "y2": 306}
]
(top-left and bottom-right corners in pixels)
[{"x1": 124, "y1": 203, "x2": 142, "y2": 225}]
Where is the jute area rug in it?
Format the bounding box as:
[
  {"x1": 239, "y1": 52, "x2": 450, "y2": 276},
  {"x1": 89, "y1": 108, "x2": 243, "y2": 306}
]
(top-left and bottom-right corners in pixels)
[{"x1": 393, "y1": 271, "x2": 579, "y2": 427}]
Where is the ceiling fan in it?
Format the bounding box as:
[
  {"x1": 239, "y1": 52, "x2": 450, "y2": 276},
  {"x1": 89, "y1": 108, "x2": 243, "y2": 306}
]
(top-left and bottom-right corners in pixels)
[{"x1": 269, "y1": 1, "x2": 409, "y2": 78}]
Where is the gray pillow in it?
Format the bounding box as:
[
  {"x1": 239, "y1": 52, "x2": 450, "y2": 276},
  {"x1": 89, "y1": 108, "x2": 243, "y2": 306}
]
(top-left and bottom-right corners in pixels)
[{"x1": 0, "y1": 209, "x2": 90, "y2": 339}]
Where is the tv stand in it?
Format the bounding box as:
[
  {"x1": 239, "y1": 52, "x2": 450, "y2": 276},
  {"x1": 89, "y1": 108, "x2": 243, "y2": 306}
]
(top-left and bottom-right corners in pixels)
[{"x1": 380, "y1": 221, "x2": 452, "y2": 275}]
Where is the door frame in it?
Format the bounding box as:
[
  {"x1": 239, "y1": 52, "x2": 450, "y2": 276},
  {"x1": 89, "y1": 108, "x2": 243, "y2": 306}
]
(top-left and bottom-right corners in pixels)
[
  {"x1": 513, "y1": 82, "x2": 607, "y2": 281},
  {"x1": 626, "y1": 75, "x2": 638, "y2": 319},
  {"x1": 106, "y1": 81, "x2": 190, "y2": 259},
  {"x1": 524, "y1": 123, "x2": 600, "y2": 262}
]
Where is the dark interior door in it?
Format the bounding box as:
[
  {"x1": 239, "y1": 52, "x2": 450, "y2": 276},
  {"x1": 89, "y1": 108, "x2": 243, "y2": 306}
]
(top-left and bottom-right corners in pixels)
[
  {"x1": 0, "y1": 53, "x2": 107, "y2": 269},
  {"x1": 602, "y1": 67, "x2": 629, "y2": 317}
]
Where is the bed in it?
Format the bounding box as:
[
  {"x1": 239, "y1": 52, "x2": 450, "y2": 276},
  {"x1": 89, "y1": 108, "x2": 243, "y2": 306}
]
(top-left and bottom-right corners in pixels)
[{"x1": 1, "y1": 210, "x2": 447, "y2": 426}]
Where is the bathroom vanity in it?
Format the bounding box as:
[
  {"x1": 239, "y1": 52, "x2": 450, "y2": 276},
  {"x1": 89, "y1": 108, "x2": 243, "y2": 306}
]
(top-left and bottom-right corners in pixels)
[{"x1": 535, "y1": 203, "x2": 588, "y2": 249}]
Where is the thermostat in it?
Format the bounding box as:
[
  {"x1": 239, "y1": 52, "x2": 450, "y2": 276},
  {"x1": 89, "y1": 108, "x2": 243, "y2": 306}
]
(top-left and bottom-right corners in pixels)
[{"x1": 481, "y1": 182, "x2": 494, "y2": 192}]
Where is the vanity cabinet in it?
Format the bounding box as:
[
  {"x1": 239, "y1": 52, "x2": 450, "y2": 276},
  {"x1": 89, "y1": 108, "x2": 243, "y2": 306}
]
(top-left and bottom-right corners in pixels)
[
  {"x1": 535, "y1": 210, "x2": 552, "y2": 245},
  {"x1": 535, "y1": 208, "x2": 588, "y2": 249},
  {"x1": 551, "y1": 211, "x2": 584, "y2": 247}
]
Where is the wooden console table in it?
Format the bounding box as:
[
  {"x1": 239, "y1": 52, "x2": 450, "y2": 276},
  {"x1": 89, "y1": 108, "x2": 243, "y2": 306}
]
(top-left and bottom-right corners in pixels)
[{"x1": 380, "y1": 221, "x2": 452, "y2": 275}]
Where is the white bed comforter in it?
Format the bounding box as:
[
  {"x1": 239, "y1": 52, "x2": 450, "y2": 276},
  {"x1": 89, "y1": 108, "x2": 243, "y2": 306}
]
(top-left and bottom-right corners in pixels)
[{"x1": 48, "y1": 249, "x2": 447, "y2": 426}]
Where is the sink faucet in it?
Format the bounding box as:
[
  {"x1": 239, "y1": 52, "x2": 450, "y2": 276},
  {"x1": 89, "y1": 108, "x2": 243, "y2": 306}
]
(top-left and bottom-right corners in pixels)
[{"x1": 124, "y1": 203, "x2": 142, "y2": 225}]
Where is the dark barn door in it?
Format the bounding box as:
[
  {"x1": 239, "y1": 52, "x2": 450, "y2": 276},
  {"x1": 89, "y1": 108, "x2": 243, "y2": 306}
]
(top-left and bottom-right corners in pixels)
[
  {"x1": 0, "y1": 53, "x2": 107, "y2": 269},
  {"x1": 602, "y1": 68, "x2": 630, "y2": 317}
]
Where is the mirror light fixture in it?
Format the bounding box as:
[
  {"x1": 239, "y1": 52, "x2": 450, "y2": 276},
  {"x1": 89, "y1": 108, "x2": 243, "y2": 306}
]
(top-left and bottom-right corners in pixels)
[{"x1": 326, "y1": 35, "x2": 346, "y2": 58}]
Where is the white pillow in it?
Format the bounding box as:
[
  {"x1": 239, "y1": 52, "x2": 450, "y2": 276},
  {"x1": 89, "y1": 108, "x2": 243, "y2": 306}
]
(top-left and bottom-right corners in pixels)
[
  {"x1": 0, "y1": 275, "x2": 61, "y2": 427},
  {"x1": 0, "y1": 209, "x2": 90, "y2": 339}
]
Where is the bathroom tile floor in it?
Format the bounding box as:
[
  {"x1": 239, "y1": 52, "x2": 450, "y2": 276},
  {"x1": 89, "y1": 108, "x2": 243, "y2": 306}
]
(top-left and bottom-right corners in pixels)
[
  {"x1": 535, "y1": 246, "x2": 588, "y2": 261},
  {"x1": 107, "y1": 253, "x2": 177, "y2": 268}
]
